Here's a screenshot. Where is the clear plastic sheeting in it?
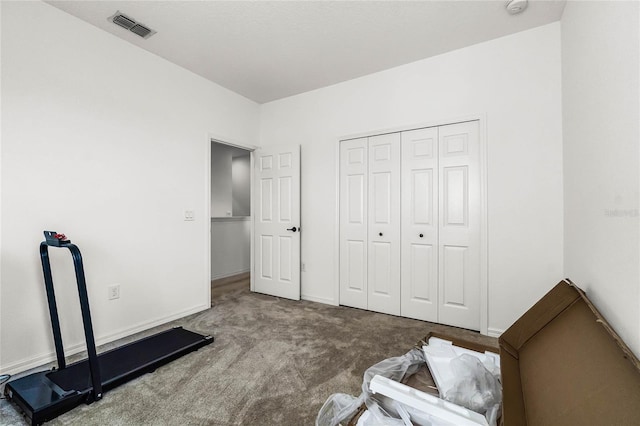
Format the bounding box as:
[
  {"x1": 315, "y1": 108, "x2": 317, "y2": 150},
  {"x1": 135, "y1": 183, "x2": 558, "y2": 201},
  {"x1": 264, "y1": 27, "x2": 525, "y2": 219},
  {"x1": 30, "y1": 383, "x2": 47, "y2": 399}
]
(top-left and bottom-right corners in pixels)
[
  {"x1": 317, "y1": 340, "x2": 503, "y2": 426},
  {"x1": 422, "y1": 337, "x2": 502, "y2": 426},
  {"x1": 317, "y1": 348, "x2": 485, "y2": 426},
  {"x1": 422, "y1": 337, "x2": 501, "y2": 399},
  {"x1": 443, "y1": 354, "x2": 502, "y2": 425},
  {"x1": 316, "y1": 349, "x2": 425, "y2": 426},
  {"x1": 316, "y1": 393, "x2": 364, "y2": 426}
]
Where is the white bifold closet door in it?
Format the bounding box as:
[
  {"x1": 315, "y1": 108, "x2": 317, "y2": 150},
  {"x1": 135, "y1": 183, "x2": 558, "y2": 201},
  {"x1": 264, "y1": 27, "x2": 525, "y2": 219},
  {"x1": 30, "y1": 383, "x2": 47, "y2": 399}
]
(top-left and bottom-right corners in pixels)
[
  {"x1": 339, "y1": 137, "x2": 368, "y2": 309},
  {"x1": 339, "y1": 134, "x2": 401, "y2": 315},
  {"x1": 437, "y1": 121, "x2": 480, "y2": 330},
  {"x1": 400, "y1": 127, "x2": 439, "y2": 322},
  {"x1": 400, "y1": 121, "x2": 480, "y2": 329},
  {"x1": 367, "y1": 133, "x2": 401, "y2": 315},
  {"x1": 339, "y1": 120, "x2": 480, "y2": 331}
]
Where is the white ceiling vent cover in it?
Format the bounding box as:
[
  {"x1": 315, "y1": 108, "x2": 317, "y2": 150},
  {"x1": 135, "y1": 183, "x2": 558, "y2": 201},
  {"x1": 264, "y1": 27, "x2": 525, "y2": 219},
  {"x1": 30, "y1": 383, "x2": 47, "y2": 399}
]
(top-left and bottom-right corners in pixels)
[{"x1": 108, "y1": 11, "x2": 156, "y2": 39}]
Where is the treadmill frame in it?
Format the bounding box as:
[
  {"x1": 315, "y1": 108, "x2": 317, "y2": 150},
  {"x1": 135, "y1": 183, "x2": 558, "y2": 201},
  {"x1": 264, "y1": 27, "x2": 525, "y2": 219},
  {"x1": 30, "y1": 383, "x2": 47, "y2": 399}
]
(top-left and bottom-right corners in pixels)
[
  {"x1": 41, "y1": 241, "x2": 104, "y2": 402},
  {"x1": 4, "y1": 238, "x2": 213, "y2": 425}
]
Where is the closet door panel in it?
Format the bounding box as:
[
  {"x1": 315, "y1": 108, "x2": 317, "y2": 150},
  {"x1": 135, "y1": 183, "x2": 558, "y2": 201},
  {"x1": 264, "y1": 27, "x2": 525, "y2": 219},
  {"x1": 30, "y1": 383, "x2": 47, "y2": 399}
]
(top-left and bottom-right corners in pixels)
[
  {"x1": 367, "y1": 133, "x2": 401, "y2": 316},
  {"x1": 371, "y1": 241, "x2": 393, "y2": 295},
  {"x1": 401, "y1": 127, "x2": 439, "y2": 322},
  {"x1": 339, "y1": 138, "x2": 368, "y2": 309},
  {"x1": 408, "y1": 243, "x2": 435, "y2": 298},
  {"x1": 438, "y1": 121, "x2": 480, "y2": 330}
]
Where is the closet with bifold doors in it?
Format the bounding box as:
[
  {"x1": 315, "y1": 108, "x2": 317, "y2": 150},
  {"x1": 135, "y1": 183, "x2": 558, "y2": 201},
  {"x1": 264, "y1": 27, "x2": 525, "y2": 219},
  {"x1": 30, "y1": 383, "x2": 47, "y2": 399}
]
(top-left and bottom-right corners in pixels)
[{"x1": 339, "y1": 120, "x2": 481, "y2": 331}]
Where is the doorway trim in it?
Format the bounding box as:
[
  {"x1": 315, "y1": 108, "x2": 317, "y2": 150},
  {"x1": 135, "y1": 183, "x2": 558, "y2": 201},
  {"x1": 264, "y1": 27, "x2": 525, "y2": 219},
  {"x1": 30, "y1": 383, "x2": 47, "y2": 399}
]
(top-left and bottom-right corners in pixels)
[
  {"x1": 333, "y1": 113, "x2": 489, "y2": 335},
  {"x1": 206, "y1": 133, "x2": 259, "y2": 303}
]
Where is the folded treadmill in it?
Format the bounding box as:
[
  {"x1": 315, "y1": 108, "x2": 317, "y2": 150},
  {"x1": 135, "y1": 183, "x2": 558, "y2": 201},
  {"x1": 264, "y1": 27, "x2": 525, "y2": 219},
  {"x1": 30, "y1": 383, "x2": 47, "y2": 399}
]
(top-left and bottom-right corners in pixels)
[{"x1": 4, "y1": 232, "x2": 213, "y2": 425}]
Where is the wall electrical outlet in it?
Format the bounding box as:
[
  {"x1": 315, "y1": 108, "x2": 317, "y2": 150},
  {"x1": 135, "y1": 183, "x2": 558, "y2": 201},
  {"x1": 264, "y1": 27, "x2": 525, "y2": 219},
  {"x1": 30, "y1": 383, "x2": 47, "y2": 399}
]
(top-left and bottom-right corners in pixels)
[
  {"x1": 184, "y1": 210, "x2": 195, "y2": 221},
  {"x1": 301, "y1": 262, "x2": 306, "y2": 272},
  {"x1": 108, "y1": 284, "x2": 120, "y2": 300}
]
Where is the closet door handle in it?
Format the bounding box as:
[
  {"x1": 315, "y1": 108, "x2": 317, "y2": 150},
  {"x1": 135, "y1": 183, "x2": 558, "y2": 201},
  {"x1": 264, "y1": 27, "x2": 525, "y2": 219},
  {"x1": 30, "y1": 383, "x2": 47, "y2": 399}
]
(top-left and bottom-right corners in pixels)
[
  {"x1": 378, "y1": 232, "x2": 383, "y2": 237},
  {"x1": 286, "y1": 226, "x2": 298, "y2": 232},
  {"x1": 419, "y1": 234, "x2": 424, "y2": 238}
]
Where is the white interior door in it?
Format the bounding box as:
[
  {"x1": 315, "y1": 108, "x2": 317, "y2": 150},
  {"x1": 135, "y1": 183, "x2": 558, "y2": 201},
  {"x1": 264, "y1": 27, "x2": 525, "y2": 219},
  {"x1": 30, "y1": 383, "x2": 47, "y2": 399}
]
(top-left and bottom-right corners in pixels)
[
  {"x1": 367, "y1": 133, "x2": 401, "y2": 315},
  {"x1": 401, "y1": 127, "x2": 439, "y2": 322},
  {"x1": 253, "y1": 145, "x2": 301, "y2": 300},
  {"x1": 339, "y1": 138, "x2": 368, "y2": 309},
  {"x1": 438, "y1": 121, "x2": 480, "y2": 330}
]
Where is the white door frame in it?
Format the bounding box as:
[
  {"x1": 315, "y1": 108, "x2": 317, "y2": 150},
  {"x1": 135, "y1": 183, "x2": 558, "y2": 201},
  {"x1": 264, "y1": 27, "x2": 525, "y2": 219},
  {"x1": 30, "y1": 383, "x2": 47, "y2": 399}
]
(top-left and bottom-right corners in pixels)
[
  {"x1": 206, "y1": 133, "x2": 259, "y2": 303},
  {"x1": 334, "y1": 114, "x2": 489, "y2": 335}
]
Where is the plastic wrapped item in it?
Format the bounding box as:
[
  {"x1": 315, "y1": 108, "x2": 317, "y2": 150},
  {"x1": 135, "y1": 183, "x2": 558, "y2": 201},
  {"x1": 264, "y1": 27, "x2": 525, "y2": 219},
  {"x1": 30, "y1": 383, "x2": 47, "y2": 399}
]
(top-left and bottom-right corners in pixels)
[
  {"x1": 422, "y1": 337, "x2": 501, "y2": 399},
  {"x1": 485, "y1": 404, "x2": 501, "y2": 426},
  {"x1": 369, "y1": 375, "x2": 489, "y2": 426},
  {"x1": 317, "y1": 349, "x2": 470, "y2": 426},
  {"x1": 316, "y1": 393, "x2": 364, "y2": 426},
  {"x1": 316, "y1": 349, "x2": 425, "y2": 426},
  {"x1": 443, "y1": 354, "x2": 502, "y2": 424},
  {"x1": 316, "y1": 346, "x2": 502, "y2": 426},
  {"x1": 356, "y1": 404, "x2": 459, "y2": 426}
]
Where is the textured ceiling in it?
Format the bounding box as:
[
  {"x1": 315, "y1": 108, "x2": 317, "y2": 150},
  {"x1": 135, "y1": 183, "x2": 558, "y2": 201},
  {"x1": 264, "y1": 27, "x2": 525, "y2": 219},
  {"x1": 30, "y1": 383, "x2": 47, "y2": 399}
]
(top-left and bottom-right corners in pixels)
[{"x1": 46, "y1": 1, "x2": 566, "y2": 103}]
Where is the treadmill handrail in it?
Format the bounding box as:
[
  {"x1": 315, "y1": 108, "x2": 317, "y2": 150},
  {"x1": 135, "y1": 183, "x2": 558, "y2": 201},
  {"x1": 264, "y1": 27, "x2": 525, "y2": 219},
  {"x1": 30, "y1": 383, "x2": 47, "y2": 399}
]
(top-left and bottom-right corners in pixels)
[
  {"x1": 40, "y1": 241, "x2": 103, "y2": 401},
  {"x1": 40, "y1": 243, "x2": 66, "y2": 369}
]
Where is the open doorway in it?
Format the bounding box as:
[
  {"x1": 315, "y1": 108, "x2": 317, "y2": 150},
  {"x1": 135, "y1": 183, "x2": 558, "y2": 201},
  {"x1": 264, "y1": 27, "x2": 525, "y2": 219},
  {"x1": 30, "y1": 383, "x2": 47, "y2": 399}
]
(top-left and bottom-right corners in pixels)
[{"x1": 210, "y1": 141, "x2": 252, "y2": 302}]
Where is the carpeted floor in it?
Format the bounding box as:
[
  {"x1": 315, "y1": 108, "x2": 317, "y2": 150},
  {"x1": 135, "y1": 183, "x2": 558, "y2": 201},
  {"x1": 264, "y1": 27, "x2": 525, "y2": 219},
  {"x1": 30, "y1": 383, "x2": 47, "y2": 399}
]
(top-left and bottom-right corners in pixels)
[{"x1": 1, "y1": 275, "x2": 496, "y2": 425}]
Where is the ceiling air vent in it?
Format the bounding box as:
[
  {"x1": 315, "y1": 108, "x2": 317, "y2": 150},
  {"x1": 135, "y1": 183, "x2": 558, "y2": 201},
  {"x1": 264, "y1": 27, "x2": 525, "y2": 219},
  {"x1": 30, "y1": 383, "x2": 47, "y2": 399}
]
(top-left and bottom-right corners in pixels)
[
  {"x1": 112, "y1": 14, "x2": 135, "y2": 30},
  {"x1": 108, "y1": 11, "x2": 156, "y2": 39},
  {"x1": 130, "y1": 24, "x2": 152, "y2": 38}
]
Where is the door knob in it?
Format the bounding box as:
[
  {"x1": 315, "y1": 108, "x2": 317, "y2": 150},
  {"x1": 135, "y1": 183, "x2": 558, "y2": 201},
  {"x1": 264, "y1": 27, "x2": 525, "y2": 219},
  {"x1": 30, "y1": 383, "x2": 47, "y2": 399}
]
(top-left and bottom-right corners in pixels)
[
  {"x1": 419, "y1": 234, "x2": 424, "y2": 238},
  {"x1": 286, "y1": 226, "x2": 298, "y2": 232},
  {"x1": 379, "y1": 232, "x2": 383, "y2": 236}
]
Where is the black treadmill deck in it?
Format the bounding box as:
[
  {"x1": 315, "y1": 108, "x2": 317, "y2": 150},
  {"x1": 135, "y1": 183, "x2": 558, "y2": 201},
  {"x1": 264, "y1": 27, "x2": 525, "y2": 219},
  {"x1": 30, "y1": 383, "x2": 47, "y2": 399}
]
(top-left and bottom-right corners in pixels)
[{"x1": 5, "y1": 327, "x2": 212, "y2": 425}]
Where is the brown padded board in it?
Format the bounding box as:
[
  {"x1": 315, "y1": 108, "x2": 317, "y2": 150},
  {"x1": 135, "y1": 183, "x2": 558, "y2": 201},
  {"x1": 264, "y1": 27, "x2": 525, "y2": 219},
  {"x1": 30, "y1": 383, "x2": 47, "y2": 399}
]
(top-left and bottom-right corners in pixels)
[{"x1": 500, "y1": 280, "x2": 640, "y2": 426}]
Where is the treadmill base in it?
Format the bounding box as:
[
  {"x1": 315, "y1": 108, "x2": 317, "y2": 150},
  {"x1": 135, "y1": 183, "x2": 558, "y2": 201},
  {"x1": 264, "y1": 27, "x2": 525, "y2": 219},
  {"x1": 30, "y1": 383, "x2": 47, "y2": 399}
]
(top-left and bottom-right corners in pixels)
[{"x1": 4, "y1": 327, "x2": 213, "y2": 426}]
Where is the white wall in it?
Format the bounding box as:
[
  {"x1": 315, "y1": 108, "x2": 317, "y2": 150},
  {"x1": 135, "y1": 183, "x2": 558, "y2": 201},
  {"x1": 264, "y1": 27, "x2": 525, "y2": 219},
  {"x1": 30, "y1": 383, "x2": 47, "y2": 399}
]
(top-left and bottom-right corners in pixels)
[
  {"x1": 562, "y1": 1, "x2": 640, "y2": 356},
  {"x1": 232, "y1": 155, "x2": 251, "y2": 216},
  {"x1": 0, "y1": 0, "x2": 4, "y2": 372},
  {"x1": 211, "y1": 218, "x2": 251, "y2": 280},
  {"x1": 211, "y1": 143, "x2": 233, "y2": 217},
  {"x1": 211, "y1": 143, "x2": 250, "y2": 217},
  {"x1": 0, "y1": 1, "x2": 259, "y2": 373},
  {"x1": 259, "y1": 23, "x2": 564, "y2": 334}
]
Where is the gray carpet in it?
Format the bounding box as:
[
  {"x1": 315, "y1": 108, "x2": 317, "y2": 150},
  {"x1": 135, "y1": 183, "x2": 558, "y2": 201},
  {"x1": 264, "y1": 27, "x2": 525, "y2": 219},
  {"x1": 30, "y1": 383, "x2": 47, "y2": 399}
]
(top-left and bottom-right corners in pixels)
[{"x1": 0, "y1": 280, "x2": 496, "y2": 425}]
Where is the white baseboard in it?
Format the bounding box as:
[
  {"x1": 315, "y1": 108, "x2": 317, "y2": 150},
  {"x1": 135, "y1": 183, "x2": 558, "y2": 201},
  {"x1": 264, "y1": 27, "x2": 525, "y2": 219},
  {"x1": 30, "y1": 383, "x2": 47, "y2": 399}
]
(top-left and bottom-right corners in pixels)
[
  {"x1": 301, "y1": 293, "x2": 338, "y2": 306},
  {"x1": 487, "y1": 327, "x2": 505, "y2": 338},
  {"x1": 211, "y1": 268, "x2": 250, "y2": 281},
  {"x1": 0, "y1": 303, "x2": 210, "y2": 375}
]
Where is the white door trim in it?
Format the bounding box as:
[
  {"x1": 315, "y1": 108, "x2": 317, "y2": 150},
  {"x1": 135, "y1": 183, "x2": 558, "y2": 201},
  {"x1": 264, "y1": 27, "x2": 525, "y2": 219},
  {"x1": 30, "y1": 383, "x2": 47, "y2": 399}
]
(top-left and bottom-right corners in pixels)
[
  {"x1": 334, "y1": 114, "x2": 489, "y2": 335},
  {"x1": 206, "y1": 133, "x2": 258, "y2": 302},
  {"x1": 333, "y1": 140, "x2": 342, "y2": 307}
]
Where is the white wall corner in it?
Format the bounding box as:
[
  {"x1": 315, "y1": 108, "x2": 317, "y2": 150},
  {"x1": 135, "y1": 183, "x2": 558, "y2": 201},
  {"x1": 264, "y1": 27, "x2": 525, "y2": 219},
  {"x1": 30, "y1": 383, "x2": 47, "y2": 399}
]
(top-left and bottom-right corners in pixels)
[
  {"x1": 334, "y1": 138, "x2": 341, "y2": 307},
  {"x1": 636, "y1": 0, "x2": 640, "y2": 355},
  {"x1": 561, "y1": 0, "x2": 640, "y2": 358},
  {"x1": 0, "y1": 0, "x2": 4, "y2": 374}
]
